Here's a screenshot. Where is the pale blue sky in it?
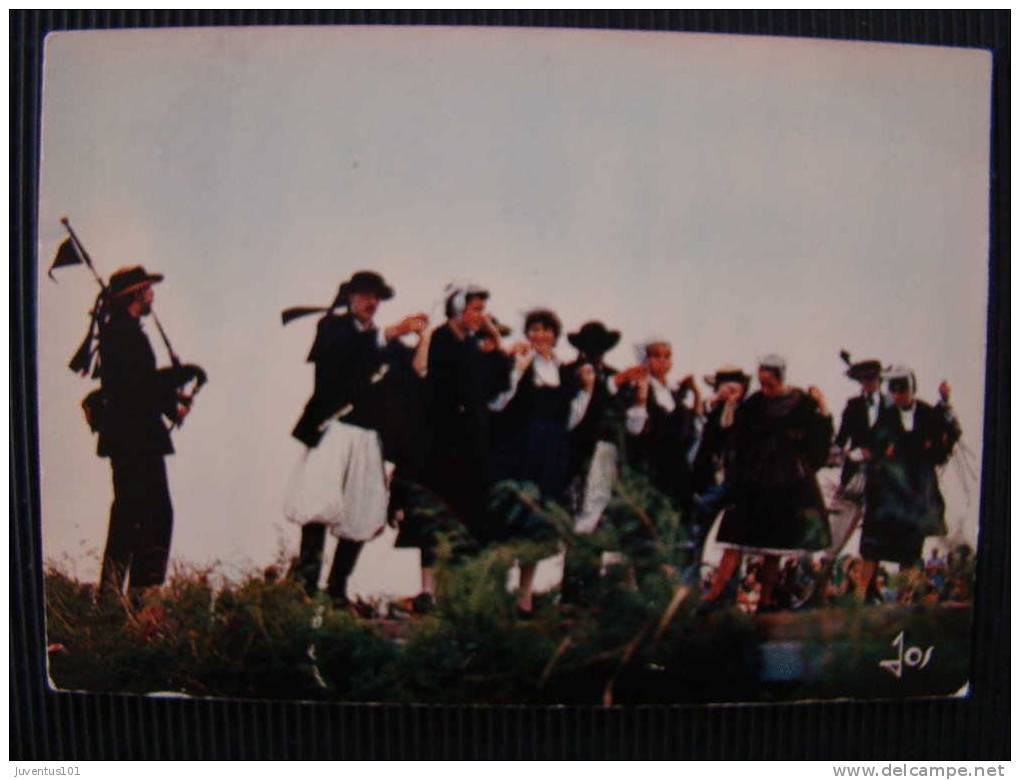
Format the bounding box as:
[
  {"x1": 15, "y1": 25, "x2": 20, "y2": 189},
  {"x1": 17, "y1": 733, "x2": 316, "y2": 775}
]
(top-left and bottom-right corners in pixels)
[{"x1": 38, "y1": 27, "x2": 991, "y2": 594}]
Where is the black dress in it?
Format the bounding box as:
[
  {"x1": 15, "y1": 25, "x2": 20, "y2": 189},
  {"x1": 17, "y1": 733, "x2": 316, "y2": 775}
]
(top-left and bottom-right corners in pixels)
[
  {"x1": 488, "y1": 359, "x2": 573, "y2": 547},
  {"x1": 625, "y1": 383, "x2": 698, "y2": 519},
  {"x1": 395, "y1": 324, "x2": 495, "y2": 552},
  {"x1": 691, "y1": 401, "x2": 738, "y2": 497},
  {"x1": 716, "y1": 389, "x2": 834, "y2": 552},
  {"x1": 861, "y1": 401, "x2": 959, "y2": 566}
]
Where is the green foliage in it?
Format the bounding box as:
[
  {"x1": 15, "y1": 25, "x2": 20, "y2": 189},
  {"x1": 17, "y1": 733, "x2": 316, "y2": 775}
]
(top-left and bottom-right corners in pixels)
[{"x1": 43, "y1": 471, "x2": 974, "y2": 704}]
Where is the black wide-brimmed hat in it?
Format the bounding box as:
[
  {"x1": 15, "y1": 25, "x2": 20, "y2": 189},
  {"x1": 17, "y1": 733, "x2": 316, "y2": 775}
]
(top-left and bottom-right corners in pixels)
[
  {"x1": 703, "y1": 364, "x2": 752, "y2": 389},
  {"x1": 839, "y1": 349, "x2": 882, "y2": 382},
  {"x1": 567, "y1": 321, "x2": 621, "y2": 355},
  {"x1": 333, "y1": 270, "x2": 394, "y2": 306},
  {"x1": 108, "y1": 265, "x2": 163, "y2": 297},
  {"x1": 846, "y1": 359, "x2": 882, "y2": 382}
]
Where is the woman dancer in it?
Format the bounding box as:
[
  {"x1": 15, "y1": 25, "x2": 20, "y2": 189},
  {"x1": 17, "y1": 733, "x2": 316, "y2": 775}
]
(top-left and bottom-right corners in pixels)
[
  {"x1": 703, "y1": 355, "x2": 834, "y2": 610},
  {"x1": 623, "y1": 339, "x2": 701, "y2": 522},
  {"x1": 488, "y1": 308, "x2": 574, "y2": 616},
  {"x1": 394, "y1": 283, "x2": 501, "y2": 609}
]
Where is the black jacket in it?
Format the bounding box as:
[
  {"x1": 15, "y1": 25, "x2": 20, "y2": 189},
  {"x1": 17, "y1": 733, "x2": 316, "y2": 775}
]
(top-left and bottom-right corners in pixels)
[
  {"x1": 625, "y1": 385, "x2": 698, "y2": 511},
  {"x1": 423, "y1": 324, "x2": 493, "y2": 443},
  {"x1": 835, "y1": 392, "x2": 887, "y2": 485},
  {"x1": 716, "y1": 388, "x2": 834, "y2": 551},
  {"x1": 865, "y1": 400, "x2": 960, "y2": 536},
  {"x1": 691, "y1": 400, "x2": 739, "y2": 495},
  {"x1": 562, "y1": 359, "x2": 619, "y2": 480},
  {"x1": 291, "y1": 313, "x2": 410, "y2": 450},
  {"x1": 96, "y1": 312, "x2": 178, "y2": 458}
]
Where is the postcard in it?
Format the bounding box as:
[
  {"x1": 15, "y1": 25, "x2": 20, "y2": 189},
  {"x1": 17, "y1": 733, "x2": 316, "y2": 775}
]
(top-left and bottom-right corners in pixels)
[{"x1": 37, "y1": 26, "x2": 990, "y2": 704}]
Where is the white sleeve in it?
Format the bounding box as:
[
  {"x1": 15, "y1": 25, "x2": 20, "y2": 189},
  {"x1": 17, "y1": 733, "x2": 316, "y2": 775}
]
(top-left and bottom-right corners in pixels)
[
  {"x1": 625, "y1": 404, "x2": 649, "y2": 435},
  {"x1": 488, "y1": 366, "x2": 524, "y2": 412},
  {"x1": 376, "y1": 328, "x2": 388, "y2": 349},
  {"x1": 574, "y1": 441, "x2": 618, "y2": 534},
  {"x1": 567, "y1": 390, "x2": 593, "y2": 431},
  {"x1": 686, "y1": 415, "x2": 705, "y2": 466}
]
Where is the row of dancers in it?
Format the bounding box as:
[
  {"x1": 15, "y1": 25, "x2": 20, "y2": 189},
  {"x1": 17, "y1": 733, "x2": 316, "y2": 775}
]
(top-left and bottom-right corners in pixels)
[{"x1": 284, "y1": 271, "x2": 962, "y2": 615}]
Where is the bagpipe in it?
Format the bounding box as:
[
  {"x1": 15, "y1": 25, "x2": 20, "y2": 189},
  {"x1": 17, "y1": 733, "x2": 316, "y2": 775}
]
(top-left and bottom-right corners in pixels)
[{"x1": 50, "y1": 218, "x2": 208, "y2": 433}]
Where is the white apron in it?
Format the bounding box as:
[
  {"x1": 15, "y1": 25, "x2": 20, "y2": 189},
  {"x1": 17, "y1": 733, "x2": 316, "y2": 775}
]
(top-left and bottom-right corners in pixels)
[{"x1": 574, "y1": 440, "x2": 619, "y2": 535}]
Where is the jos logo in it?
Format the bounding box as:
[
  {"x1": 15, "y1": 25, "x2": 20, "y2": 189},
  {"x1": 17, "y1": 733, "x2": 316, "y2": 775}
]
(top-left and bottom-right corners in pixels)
[{"x1": 879, "y1": 631, "x2": 934, "y2": 679}]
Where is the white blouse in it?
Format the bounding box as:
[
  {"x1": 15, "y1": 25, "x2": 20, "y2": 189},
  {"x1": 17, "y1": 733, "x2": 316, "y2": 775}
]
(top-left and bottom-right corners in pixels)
[
  {"x1": 625, "y1": 377, "x2": 675, "y2": 435},
  {"x1": 899, "y1": 404, "x2": 916, "y2": 432},
  {"x1": 488, "y1": 354, "x2": 560, "y2": 412}
]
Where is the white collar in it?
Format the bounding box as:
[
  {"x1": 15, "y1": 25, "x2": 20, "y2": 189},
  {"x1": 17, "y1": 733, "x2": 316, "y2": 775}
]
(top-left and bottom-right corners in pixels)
[
  {"x1": 531, "y1": 353, "x2": 560, "y2": 386},
  {"x1": 898, "y1": 404, "x2": 916, "y2": 431},
  {"x1": 649, "y1": 376, "x2": 676, "y2": 412}
]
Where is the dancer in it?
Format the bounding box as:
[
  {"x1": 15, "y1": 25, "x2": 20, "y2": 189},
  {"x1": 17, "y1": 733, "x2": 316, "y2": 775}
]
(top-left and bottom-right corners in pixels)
[
  {"x1": 562, "y1": 321, "x2": 623, "y2": 485},
  {"x1": 488, "y1": 308, "x2": 574, "y2": 616},
  {"x1": 622, "y1": 339, "x2": 702, "y2": 557},
  {"x1": 834, "y1": 353, "x2": 888, "y2": 493},
  {"x1": 704, "y1": 355, "x2": 834, "y2": 610},
  {"x1": 288, "y1": 270, "x2": 427, "y2": 606},
  {"x1": 855, "y1": 368, "x2": 960, "y2": 603},
  {"x1": 688, "y1": 364, "x2": 752, "y2": 554},
  {"x1": 394, "y1": 283, "x2": 501, "y2": 609}
]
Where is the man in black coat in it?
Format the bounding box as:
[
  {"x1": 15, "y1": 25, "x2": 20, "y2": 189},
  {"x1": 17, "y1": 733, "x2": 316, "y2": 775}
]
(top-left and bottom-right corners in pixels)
[
  {"x1": 559, "y1": 321, "x2": 624, "y2": 605},
  {"x1": 833, "y1": 356, "x2": 888, "y2": 491},
  {"x1": 290, "y1": 271, "x2": 427, "y2": 605},
  {"x1": 562, "y1": 321, "x2": 623, "y2": 486},
  {"x1": 97, "y1": 266, "x2": 188, "y2": 597}
]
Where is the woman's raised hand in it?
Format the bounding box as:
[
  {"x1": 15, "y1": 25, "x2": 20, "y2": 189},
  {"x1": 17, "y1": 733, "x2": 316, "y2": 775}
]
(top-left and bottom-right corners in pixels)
[{"x1": 509, "y1": 341, "x2": 533, "y2": 372}]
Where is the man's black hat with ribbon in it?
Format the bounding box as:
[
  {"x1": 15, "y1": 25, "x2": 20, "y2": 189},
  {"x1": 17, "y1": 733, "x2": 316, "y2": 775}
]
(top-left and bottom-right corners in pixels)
[
  {"x1": 567, "y1": 321, "x2": 621, "y2": 358},
  {"x1": 282, "y1": 270, "x2": 395, "y2": 325},
  {"x1": 840, "y1": 350, "x2": 882, "y2": 382},
  {"x1": 107, "y1": 265, "x2": 164, "y2": 297}
]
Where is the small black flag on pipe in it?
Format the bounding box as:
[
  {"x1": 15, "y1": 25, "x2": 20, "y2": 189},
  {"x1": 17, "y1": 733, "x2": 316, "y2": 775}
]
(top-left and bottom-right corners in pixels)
[{"x1": 48, "y1": 238, "x2": 83, "y2": 280}]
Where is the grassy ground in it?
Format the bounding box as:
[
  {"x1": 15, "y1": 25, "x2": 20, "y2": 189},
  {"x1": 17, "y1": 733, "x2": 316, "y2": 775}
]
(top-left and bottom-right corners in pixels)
[
  {"x1": 44, "y1": 556, "x2": 972, "y2": 705},
  {"x1": 45, "y1": 476, "x2": 972, "y2": 703}
]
